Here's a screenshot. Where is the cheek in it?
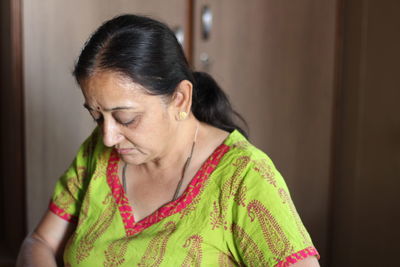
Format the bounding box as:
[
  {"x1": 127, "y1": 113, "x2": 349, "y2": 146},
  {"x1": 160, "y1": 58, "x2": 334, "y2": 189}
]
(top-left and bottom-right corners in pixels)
[
  {"x1": 149, "y1": 121, "x2": 174, "y2": 150},
  {"x1": 121, "y1": 117, "x2": 161, "y2": 147}
]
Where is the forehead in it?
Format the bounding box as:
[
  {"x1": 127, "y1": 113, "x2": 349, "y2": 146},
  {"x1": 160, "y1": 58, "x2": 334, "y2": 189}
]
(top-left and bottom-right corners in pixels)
[
  {"x1": 81, "y1": 71, "x2": 157, "y2": 109},
  {"x1": 82, "y1": 71, "x2": 144, "y2": 97}
]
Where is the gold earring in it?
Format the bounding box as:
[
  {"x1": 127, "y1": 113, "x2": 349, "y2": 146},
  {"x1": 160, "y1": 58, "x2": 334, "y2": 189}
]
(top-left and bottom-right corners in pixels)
[{"x1": 178, "y1": 111, "x2": 187, "y2": 120}]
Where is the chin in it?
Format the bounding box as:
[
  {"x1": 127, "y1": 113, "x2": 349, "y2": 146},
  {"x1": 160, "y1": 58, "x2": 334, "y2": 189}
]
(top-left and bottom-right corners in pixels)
[{"x1": 120, "y1": 154, "x2": 147, "y2": 166}]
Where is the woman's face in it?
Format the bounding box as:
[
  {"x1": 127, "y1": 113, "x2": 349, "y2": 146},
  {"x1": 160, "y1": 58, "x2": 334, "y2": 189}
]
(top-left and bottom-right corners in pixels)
[{"x1": 81, "y1": 70, "x2": 178, "y2": 165}]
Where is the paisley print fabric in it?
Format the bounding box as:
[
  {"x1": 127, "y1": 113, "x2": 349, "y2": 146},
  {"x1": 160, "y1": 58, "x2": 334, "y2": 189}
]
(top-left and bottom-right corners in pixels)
[{"x1": 50, "y1": 127, "x2": 319, "y2": 266}]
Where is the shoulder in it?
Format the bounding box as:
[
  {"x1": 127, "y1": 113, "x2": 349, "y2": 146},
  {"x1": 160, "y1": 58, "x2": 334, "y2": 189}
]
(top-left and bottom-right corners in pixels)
[
  {"x1": 215, "y1": 130, "x2": 290, "y2": 198},
  {"x1": 69, "y1": 127, "x2": 111, "y2": 178},
  {"x1": 223, "y1": 130, "x2": 272, "y2": 161},
  {"x1": 222, "y1": 130, "x2": 279, "y2": 177},
  {"x1": 81, "y1": 127, "x2": 104, "y2": 155},
  {"x1": 79, "y1": 127, "x2": 110, "y2": 159}
]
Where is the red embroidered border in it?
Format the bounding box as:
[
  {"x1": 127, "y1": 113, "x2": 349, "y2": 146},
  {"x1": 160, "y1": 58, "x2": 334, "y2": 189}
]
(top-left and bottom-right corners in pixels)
[
  {"x1": 106, "y1": 151, "x2": 135, "y2": 234},
  {"x1": 275, "y1": 246, "x2": 320, "y2": 267},
  {"x1": 49, "y1": 201, "x2": 78, "y2": 223},
  {"x1": 107, "y1": 144, "x2": 230, "y2": 237}
]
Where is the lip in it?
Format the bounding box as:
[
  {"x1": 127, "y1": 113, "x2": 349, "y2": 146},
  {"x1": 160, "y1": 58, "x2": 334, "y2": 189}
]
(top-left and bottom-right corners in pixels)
[{"x1": 116, "y1": 148, "x2": 135, "y2": 154}]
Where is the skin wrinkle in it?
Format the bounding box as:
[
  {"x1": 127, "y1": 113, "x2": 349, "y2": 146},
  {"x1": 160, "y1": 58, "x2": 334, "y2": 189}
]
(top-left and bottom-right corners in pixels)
[{"x1": 80, "y1": 70, "x2": 195, "y2": 175}]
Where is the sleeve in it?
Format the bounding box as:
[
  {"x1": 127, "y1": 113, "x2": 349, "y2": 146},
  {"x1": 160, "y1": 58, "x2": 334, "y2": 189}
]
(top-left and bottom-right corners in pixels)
[
  {"x1": 228, "y1": 155, "x2": 320, "y2": 266},
  {"x1": 49, "y1": 128, "x2": 100, "y2": 223}
]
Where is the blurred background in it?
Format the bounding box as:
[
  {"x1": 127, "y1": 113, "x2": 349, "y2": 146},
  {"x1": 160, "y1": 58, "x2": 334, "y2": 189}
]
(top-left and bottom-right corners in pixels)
[{"x1": 1, "y1": 0, "x2": 399, "y2": 266}]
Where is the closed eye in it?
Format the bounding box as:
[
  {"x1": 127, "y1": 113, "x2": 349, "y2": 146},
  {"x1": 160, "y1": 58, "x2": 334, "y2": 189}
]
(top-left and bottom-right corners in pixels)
[
  {"x1": 117, "y1": 118, "x2": 135, "y2": 127},
  {"x1": 113, "y1": 113, "x2": 140, "y2": 127}
]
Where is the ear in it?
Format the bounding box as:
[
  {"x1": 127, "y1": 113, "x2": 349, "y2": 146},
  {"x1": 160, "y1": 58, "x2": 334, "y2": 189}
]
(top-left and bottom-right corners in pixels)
[{"x1": 171, "y1": 80, "x2": 193, "y2": 117}]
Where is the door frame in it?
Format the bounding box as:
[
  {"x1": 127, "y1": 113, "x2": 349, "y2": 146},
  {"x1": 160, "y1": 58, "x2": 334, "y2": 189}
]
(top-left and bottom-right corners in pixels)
[{"x1": 0, "y1": 0, "x2": 26, "y2": 264}]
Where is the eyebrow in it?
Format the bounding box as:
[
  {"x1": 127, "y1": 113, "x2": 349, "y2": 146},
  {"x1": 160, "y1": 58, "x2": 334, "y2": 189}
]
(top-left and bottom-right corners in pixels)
[{"x1": 83, "y1": 103, "x2": 135, "y2": 112}]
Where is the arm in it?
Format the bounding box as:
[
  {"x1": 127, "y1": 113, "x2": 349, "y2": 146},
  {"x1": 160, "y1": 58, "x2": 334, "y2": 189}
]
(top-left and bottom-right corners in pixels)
[
  {"x1": 291, "y1": 256, "x2": 320, "y2": 267},
  {"x1": 17, "y1": 128, "x2": 100, "y2": 266},
  {"x1": 17, "y1": 211, "x2": 75, "y2": 267}
]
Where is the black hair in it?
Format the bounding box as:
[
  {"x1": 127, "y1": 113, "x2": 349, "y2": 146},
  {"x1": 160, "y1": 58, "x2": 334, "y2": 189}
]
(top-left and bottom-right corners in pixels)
[{"x1": 73, "y1": 14, "x2": 248, "y2": 137}]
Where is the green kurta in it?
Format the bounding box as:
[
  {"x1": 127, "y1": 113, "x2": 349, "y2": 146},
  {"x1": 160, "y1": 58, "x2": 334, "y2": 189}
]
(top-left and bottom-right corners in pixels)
[{"x1": 50, "y1": 127, "x2": 319, "y2": 266}]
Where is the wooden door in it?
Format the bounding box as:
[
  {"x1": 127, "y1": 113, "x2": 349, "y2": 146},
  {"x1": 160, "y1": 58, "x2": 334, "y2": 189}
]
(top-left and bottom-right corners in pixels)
[
  {"x1": 192, "y1": 1, "x2": 339, "y2": 264},
  {"x1": 330, "y1": 0, "x2": 400, "y2": 266},
  {"x1": 23, "y1": 0, "x2": 190, "y2": 232},
  {"x1": 1, "y1": 0, "x2": 25, "y2": 265}
]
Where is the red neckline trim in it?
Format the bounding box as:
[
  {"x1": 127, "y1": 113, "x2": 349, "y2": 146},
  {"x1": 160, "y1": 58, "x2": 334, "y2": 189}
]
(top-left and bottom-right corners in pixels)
[{"x1": 106, "y1": 143, "x2": 230, "y2": 236}]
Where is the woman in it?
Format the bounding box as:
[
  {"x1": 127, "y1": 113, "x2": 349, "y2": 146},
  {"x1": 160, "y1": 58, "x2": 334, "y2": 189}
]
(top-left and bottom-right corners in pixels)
[{"x1": 17, "y1": 14, "x2": 320, "y2": 266}]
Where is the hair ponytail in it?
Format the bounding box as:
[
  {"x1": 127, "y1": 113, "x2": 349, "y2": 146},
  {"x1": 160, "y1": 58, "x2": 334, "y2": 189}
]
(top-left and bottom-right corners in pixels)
[{"x1": 191, "y1": 71, "x2": 248, "y2": 138}]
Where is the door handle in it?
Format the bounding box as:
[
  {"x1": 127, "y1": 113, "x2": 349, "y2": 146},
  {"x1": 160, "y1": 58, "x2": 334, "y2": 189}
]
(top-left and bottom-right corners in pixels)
[{"x1": 201, "y1": 5, "x2": 213, "y2": 40}]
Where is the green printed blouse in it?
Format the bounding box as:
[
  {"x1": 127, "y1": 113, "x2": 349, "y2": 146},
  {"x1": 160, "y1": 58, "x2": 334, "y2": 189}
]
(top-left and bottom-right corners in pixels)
[{"x1": 50, "y1": 127, "x2": 319, "y2": 266}]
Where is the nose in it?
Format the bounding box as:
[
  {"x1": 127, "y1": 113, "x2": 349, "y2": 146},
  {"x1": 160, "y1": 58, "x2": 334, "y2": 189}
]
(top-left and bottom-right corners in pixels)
[{"x1": 102, "y1": 118, "x2": 123, "y2": 147}]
